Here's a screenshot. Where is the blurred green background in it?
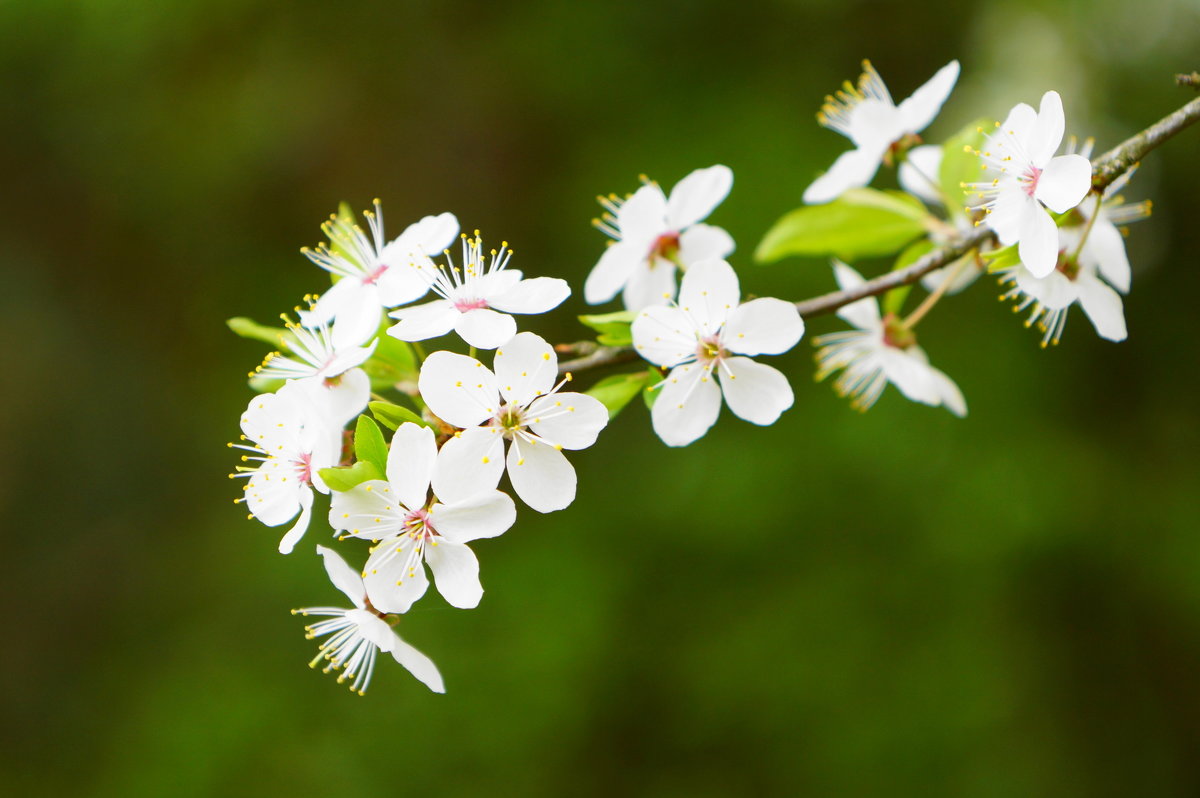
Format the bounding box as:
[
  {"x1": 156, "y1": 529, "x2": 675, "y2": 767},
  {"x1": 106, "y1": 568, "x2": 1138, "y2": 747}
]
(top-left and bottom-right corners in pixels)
[{"x1": 3, "y1": 1, "x2": 1199, "y2": 796}]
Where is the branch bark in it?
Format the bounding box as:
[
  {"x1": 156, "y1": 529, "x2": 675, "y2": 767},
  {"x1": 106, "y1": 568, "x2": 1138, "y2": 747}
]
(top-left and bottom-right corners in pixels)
[{"x1": 558, "y1": 91, "x2": 1200, "y2": 376}]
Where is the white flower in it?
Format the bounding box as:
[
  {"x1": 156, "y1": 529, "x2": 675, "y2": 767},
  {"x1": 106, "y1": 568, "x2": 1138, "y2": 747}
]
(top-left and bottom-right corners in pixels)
[
  {"x1": 251, "y1": 312, "x2": 377, "y2": 383},
  {"x1": 804, "y1": 60, "x2": 960, "y2": 204},
  {"x1": 585, "y1": 165, "x2": 735, "y2": 311},
  {"x1": 294, "y1": 545, "x2": 445, "y2": 695},
  {"x1": 329, "y1": 422, "x2": 516, "y2": 613},
  {"x1": 897, "y1": 143, "x2": 947, "y2": 207},
  {"x1": 631, "y1": 258, "x2": 805, "y2": 446},
  {"x1": 388, "y1": 233, "x2": 570, "y2": 350},
  {"x1": 813, "y1": 261, "x2": 965, "y2": 416},
  {"x1": 302, "y1": 201, "x2": 459, "y2": 348},
  {"x1": 968, "y1": 91, "x2": 1092, "y2": 278},
  {"x1": 418, "y1": 332, "x2": 609, "y2": 513},
  {"x1": 230, "y1": 380, "x2": 343, "y2": 554}
]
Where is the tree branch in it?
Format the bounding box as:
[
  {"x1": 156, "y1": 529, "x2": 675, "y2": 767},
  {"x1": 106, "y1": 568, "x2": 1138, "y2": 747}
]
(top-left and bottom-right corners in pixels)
[{"x1": 558, "y1": 91, "x2": 1200, "y2": 377}]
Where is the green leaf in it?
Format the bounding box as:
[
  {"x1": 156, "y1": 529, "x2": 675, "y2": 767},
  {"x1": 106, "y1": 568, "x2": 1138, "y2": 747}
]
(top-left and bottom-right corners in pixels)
[
  {"x1": 353, "y1": 415, "x2": 389, "y2": 474},
  {"x1": 939, "y1": 119, "x2": 989, "y2": 221},
  {"x1": 882, "y1": 239, "x2": 936, "y2": 316},
  {"x1": 981, "y1": 243, "x2": 1020, "y2": 272},
  {"x1": 586, "y1": 372, "x2": 652, "y2": 419},
  {"x1": 642, "y1": 369, "x2": 665, "y2": 409},
  {"x1": 227, "y1": 317, "x2": 291, "y2": 350},
  {"x1": 578, "y1": 310, "x2": 637, "y2": 346},
  {"x1": 318, "y1": 461, "x2": 383, "y2": 493},
  {"x1": 756, "y1": 188, "x2": 930, "y2": 263},
  {"x1": 369, "y1": 400, "x2": 434, "y2": 431},
  {"x1": 362, "y1": 335, "x2": 418, "y2": 390}
]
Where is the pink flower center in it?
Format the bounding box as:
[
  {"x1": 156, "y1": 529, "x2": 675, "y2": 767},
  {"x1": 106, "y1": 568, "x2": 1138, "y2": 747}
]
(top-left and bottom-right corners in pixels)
[
  {"x1": 647, "y1": 231, "x2": 681, "y2": 267},
  {"x1": 695, "y1": 334, "x2": 725, "y2": 363},
  {"x1": 454, "y1": 298, "x2": 489, "y2": 312},
  {"x1": 403, "y1": 508, "x2": 437, "y2": 539},
  {"x1": 295, "y1": 452, "x2": 313, "y2": 485},
  {"x1": 1020, "y1": 165, "x2": 1043, "y2": 198},
  {"x1": 362, "y1": 263, "x2": 390, "y2": 285}
]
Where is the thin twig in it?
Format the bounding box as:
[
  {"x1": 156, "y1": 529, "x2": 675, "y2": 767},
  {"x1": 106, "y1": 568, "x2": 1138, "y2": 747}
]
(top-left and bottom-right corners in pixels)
[{"x1": 1176, "y1": 72, "x2": 1200, "y2": 90}]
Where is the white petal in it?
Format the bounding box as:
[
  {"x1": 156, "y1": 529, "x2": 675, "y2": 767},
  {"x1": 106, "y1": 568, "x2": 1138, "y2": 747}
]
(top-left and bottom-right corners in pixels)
[
  {"x1": 324, "y1": 337, "x2": 377, "y2": 377},
  {"x1": 277, "y1": 487, "x2": 314, "y2": 554},
  {"x1": 677, "y1": 223, "x2": 735, "y2": 265},
  {"x1": 526, "y1": 391, "x2": 609, "y2": 450},
  {"x1": 506, "y1": 436, "x2": 576, "y2": 513},
  {"x1": 329, "y1": 284, "x2": 384, "y2": 351},
  {"x1": 432, "y1": 426, "x2": 506, "y2": 504},
  {"x1": 390, "y1": 212, "x2": 459, "y2": 261},
  {"x1": 1035, "y1": 154, "x2": 1092, "y2": 214},
  {"x1": 621, "y1": 261, "x2": 677, "y2": 311},
  {"x1": 387, "y1": 300, "x2": 457, "y2": 342},
  {"x1": 676, "y1": 258, "x2": 740, "y2": 336},
  {"x1": 1075, "y1": 271, "x2": 1127, "y2": 341},
  {"x1": 831, "y1": 261, "x2": 881, "y2": 331},
  {"x1": 617, "y1": 183, "x2": 669, "y2": 245},
  {"x1": 996, "y1": 102, "x2": 1038, "y2": 155},
  {"x1": 666, "y1": 164, "x2": 733, "y2": 230},
  {"x1": 1084, "y1": 217, "x2": 1131, "y2": 293},
  {"x1": 432, "y1": 491, "x2": 517, "y2": 544},
  {"x1": 363, "y1": 538, "x2": 429, "y2": 614},
  {"x1": 631, "y1": 305, "x2": 698, "y2": 367},
  {"x1": 802, "y1": 146, "x2": 884, "y2": 204},
  {"x1": 897, "y1": 144, "x2": 944, "y2": 205},
  {"x1": 985, "y1": 183, "x2": 1030, "y2": 246},
  {"x1": 928, "y1": 366, "x2": 967, "y2": 417},
  {"x1": 896, "y1": 60, "x2": 960, "y2": 134},
  {"x1": 493, "y1": 331, "x2": 557, "y2": 406},
  {"x1": 717, "y1": 357, "x2": 794, "y2": 426},
  {"x1": 315, "y1": 544, "x2": 366, "y2": 608},
  {"x1": 245, "y1": 461, "x2": 302, "y2": 527},
  {"x1": 584, "y1": 241, "x2": 642, "y2": 305},
  {"x1": 454, "y1": 308, "x2": 516, "y2": 350},
  {"x1": 487, "y1": 277, "x2": 570, "y2": 315},
  {"x1": 385, "y1": 423, "x2": 436, "y2": 511},
  {"x1": 723, "y1": 298, "x2": 804, "y2": 356},
  {"x1": 1029, "y1": 91, "x2": 1066, "y2": 167},
  {"x1": 376, "y1": 263, "x2": 432, "y2": 308},
  {"x1": 1015, "y1": 267, "x2": 1077, "y2": 310},
  {"x1": 1016, "y1": 202, "x2": 1060, "y2": 279},
  {"x1": 293, "y1": 367, "x2": 370, "y2": 430},
  {"x1": 426, "y1": 540, "x2": 483, "y2": 609},
  {"x1": 299, "y1": 278, "x2": 354, "y2": 328},
  {"x1": 417, "y1": 352, "x2": 499, "y2": 429},
  {"x1": 879, "y1": 347, "x2": 941, "y2": 406},
  {"x1": 390, "y1": 634, "x2": 445, "y2": 693},
  {"x1": 651, "y1": 362, "x2": 722, "y2": 447},
  {"x1": 328, "y1": 480, "x2": 404, "y2": 541}
]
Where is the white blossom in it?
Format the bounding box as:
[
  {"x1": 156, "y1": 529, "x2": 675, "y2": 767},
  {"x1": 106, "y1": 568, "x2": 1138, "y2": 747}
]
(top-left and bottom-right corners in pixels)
[
  {"x1": 329, "y1": 423, "x2": 516, "y2": 614},
  {"x1": 967, "y1": 91, "x2": 1092, "y2": 278},
  {"x1": 631, "y1": 258, "x2": 804, "y2": 446},
  {"x1": 585, "y1": 165, "x2": 735, "y2": 311},
  {"x1": 301, "y1": 201, "x2": 459, "y2": 348},
  {"x1": 388, "y1": 233, "x2": 569, "y2": 350},
  {"x1": 251, "y1": 312, "x2": 376, "y2": 384},
  {"x1": 804, "y1": 60, "x2": 960, "y2": 204},
  {"x1": 294, "y1": 546, "x2": 445, "y2": 695},
  {"x1": 813, "y1": 261, "x2": 965, "y2": 416},
  {"x1": 419, "y1": 333, "x2": 609, "y2": 513}
]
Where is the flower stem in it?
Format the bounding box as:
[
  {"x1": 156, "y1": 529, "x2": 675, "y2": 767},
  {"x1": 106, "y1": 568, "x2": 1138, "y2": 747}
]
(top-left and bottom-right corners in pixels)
[
  {"x1": 1069, "y1": 193, "x2": 1104, "y2": 263},
  {"x1": 901, "y1": 255, "x2": 969, "y2": 330}
]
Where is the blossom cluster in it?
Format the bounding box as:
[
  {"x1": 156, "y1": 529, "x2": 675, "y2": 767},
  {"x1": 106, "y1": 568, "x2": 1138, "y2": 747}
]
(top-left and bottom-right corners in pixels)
[{"x1": 228, "y1": 58, "x2": 1157, "y2": 695}]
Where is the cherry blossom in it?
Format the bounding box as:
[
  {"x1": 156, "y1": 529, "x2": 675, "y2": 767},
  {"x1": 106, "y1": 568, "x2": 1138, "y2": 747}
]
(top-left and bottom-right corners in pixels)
[
  {"x1": 630, "y1": 258, "x2": 805, "y2": 446},
  {"x1": 329, "y1": 423, "x2": 516, "y2": 614},
  {"x1": 251, "y1": 313, "x2": 376, "y2": 384},
  {"x1": 585, "y1": 165, "x2": 735, "y2": 311},
  {"x1": 294, "y1": 546, "x2": 445, "y2": 694},
  {"x1": 419, "y1": 333, "x2": 609, "y2": 513},
  {"x1": 804, "y1": 60, "x2": 960, "y2": 204}
]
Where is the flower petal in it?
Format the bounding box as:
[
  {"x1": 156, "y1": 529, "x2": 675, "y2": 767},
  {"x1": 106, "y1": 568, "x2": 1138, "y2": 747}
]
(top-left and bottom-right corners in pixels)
[
  {"x1": 316, "y1": 544, "x2": 366, "y2": 608},
  {"x1": 363, "y1": 538, "x2": 429, "y2": 614},
  {"x1": 897, "y1": 144, "x2": 944, "y2": 206},
  {"x1": 329, "y1": 480, "x2": 404, "y2": 541},
  {"x1": 245, "y1": 460, "x2": 302, "y2": 527},
  {"x1": 330, "y1": 284, "x2": 384, "y2": 351},
  {"x1": 1084, "y1": 216, "x2": 1131, "y2": 293},
  {"x1": 390, "y1": 634, "x2": 445, "y2": 693},
  {"x1": 802, "y1": 146, "x2": 884, "y2": 205},
  {"x1": 1035, "y1": 154, "x2": 1091, "y2": 214},
  {"x1": 584, "y1": 241, "x2": 642, "y2": 305},
  {"x1": 433, "y1": 490, "x2": 517, "y2": 544},
  {"x1": 293, "y1": 368, "x2": 371, "y2": 431},
  {"x1": 390, "y1": 212, "x2": 460, "y2": 261},
  {"x1": 487, "y1": 276, "x2": 570, "y2": 315},
  {"x1": 1015, "y1": 267, "x2": 1077, "y2": 310},
  {"x1": 896, "y1": 60, "x2": 960, "y2": 134},
  {"x1": 717, "y1": 357, "x2": 794, "y2": 426},
  {"x1": 1075, "y1": 271, "x2": 1127, "y2": 341},
  {"x1": 1016, "y1": 201, "x2": 1060, "y2": 278},
  {"x1": 417, "y1": 352, "x2": 499, "y2": 429},
  {"x1": 454, "y1": 308, "x2": 517, "y2": 350},
  {"x1": 617, "y1": 183, "x2": 668, "y2": 245},
  {"x1": 666, "y1": 164, "x2": 733, "y2": 230},
  {"x1": 385, "y1": 423, "x2": 436, "y2": 511},
  {"x1": 621, "y1": 260, "x2": 677, "y2": 311},
  {"x1": 879, "y1": 347, "x2": 941, "y2": 406},
  {"x1": 928, "y1": 366, "x2": 967, "y2": 417},
  {"x1": 651, "y1": 362, "x2": 722, "y2": 446},
  {"x1": 631, "y1": 305, "x2": 697, "y2": 367},
  {"x1": 676, "y1": 258, "x2": 740, "y2": 336},
  {"x1": 526, "y1": 391, "x2": 609, "y2": 450},
  {"x1": 1029, "y1": 91, "x2": 1066, "y2": 167},
  {"x1": 387, "y1": 300, "x2": 457, "y2": 342},
  {"x1": 723, "y1": 298, "x2": 804, "y2": 356},
  {"x1": 831, "y1": 260, "x2": 881, "y2": 331},
  {"x1": 678, "y1": 223, "x2": 735, "y2": 265},
  {"x1": 426, "y1": 540, "x2": 483, "y2": 609},
  {"x1": 506, "y1": 435, "x2": 577, "y2": 512},
  {"x1": 493, "y1": 331, "x2": 557, "y2": 406},
  {"x1": 277, "y1": 487, "x2": 314, "y2": 555},
  {"x1": 432, "y1": 425, "x2": 506, "y2": 504}
]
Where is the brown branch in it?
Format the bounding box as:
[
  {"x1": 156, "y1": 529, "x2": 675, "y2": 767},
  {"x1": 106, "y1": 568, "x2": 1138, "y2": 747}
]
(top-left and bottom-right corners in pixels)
[
  {"x1": 558, "y1": 91, "x2": 1200, "y2": 377},
  {"x1": 1176, "y1": 72, "x2": 1200, "y2": 89}
]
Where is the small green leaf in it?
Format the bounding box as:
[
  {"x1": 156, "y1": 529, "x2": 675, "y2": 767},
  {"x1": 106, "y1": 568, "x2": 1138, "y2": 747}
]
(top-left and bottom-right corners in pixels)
[
  {"x1": 369, "y1": 400, "x2": 434, "y2": 431},
  {"x1": 882, "y1": 239, "x2": 936, "y2": 315},
  {"x1": 586, "y1": 372, "x2": 652, "y2": 419},
  {"x1": 939, "y1": 119, "x2": 990, "y2": 220},
  {"x1": 318, "y1": 461, "x2": 383, "y2": 493},
  {"x1": 578, "y1": 310, "x2": 637, "y2": 346},
  {"x1": 227, "y1": 317, "x2": 292, "y2": 350},
  {"x1": 363, "y1": 335, "x2": 418, "y2": 390},
  {"x1": 981, "y1": 243, "x2": 1020, "y2": 272},
  {"x1": 642, "y1": 369, "x2": 665, "y2": 409},
  {"x1": 756, "y1": 188, "x2": 930, "y2": 263},
  {"x1": 354, "y1": 416, "x2": 389, "y2": 474}
]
